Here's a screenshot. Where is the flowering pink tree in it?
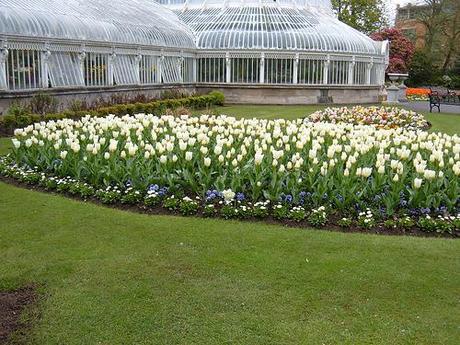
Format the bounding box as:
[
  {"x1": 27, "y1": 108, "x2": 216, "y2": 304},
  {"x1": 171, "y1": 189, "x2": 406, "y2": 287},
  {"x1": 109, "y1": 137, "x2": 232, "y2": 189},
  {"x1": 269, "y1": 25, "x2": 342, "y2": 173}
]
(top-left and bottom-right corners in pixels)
[{"x1": 371, "y1": 28, "x2": 415, "y2": 73}]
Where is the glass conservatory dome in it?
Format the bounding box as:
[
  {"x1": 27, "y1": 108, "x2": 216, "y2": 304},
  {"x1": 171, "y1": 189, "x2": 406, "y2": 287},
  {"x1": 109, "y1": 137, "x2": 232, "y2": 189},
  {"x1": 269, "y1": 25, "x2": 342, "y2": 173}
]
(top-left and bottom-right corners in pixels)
[
  {"x1": 0, "y1": 0, "x2": 195, "y2": 49},
  {"x1": 156, "y1": 0, "x2": 383, "y2": 54}
]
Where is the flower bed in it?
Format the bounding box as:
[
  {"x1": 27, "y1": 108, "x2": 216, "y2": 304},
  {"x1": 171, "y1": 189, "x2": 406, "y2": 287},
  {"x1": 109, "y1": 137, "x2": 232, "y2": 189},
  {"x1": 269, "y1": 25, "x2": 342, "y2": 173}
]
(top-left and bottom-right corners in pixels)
[
  {"x1": 308, "y1": 106, "x2": 429, "y2": 130},
  {"x1": 407, "y1": 88, "x2": 430, "y2": 101},
  {"x1": 2, "y1": 114, "x2": 460, "y2": 236}
]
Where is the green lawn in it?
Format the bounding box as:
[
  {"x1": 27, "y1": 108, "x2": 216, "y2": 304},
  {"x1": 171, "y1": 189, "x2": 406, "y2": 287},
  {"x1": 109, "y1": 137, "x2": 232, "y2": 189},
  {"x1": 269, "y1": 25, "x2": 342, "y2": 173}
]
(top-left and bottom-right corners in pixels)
[
  {"x1": 1, "y1": 105, "x2": 459, "y2": 344},
  {"x1": 1, "y1": 181, "x2": 459, "y2": 344},
  {"x1": 201, "y1": 105, "x2": 460, "y2": 135}
]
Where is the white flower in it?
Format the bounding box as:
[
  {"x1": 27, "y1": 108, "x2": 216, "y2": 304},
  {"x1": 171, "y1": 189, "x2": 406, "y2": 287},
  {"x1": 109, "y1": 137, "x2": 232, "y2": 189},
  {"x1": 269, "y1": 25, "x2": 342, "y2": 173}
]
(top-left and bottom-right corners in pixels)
[
  {"x1": 254, "y1": 151, "x2": 264, "y2": 165},
  {"x1": 185, "y1": 151, "x2": 193, "y2": 161},
  {"x1": 104, "y1": 152, "x2": 110, "y2": 160},
  {"x1": 222, "y1": 189, "x2": 235, "y2": 202},
  {"x1": 361, "y1": 167, "x2": 372, "y2": 178},
  {"x1": 204, "y1": 157, "x2": 211, "y2": 167},
  {"x1": 413, "y1": 178, "x2": 423, "y2": 189},
  {"x1": 160, "y1": 155, "x2": 167, "y2": 164},
  {"x1": 423, "y1": 169, "x2": 436, "y2": 180},
  {"x1": 60, "y1": 151, "x2": 68, "y2": 159},
  {"x1": 11, "y1": 139, "x2": 21, "y2": 148}
]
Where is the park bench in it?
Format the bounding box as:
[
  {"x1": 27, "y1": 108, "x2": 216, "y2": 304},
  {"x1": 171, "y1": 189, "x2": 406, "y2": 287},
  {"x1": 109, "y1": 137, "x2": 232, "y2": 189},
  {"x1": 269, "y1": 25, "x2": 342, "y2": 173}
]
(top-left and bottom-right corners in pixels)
[{"x1": 428, "y1": 87, "x2": 460, "y2": 112}]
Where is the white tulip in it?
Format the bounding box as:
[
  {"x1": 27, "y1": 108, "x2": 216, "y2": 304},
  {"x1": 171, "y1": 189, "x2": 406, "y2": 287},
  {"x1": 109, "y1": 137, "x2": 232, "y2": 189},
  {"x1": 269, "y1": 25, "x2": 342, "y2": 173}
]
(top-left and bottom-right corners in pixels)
[
  {"x1": 11, "y1": 139, "x2": 21, "y2": 149},
  {"x1": 60, "y1": 151, "x2": 68, "y2": 159}
]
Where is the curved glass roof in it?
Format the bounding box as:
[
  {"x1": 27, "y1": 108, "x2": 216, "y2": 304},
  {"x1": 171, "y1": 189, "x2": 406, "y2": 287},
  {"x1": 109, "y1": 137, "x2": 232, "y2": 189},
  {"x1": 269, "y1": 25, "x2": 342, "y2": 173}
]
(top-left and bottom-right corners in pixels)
[
  {"x1": 157, "y1": 0, "x2": 382, "y2": 55},
  {"x1": 0, "y1": 0, "x2": 196, "y2": 49}
]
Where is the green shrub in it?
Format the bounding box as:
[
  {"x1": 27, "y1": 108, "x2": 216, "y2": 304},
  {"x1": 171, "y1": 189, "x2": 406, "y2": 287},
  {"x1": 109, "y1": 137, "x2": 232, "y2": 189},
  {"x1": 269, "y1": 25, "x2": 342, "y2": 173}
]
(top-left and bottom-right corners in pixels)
[
  {"x1": 29, "y1": 93, "x2": 59, "y2": 115},
  {"x1": 209, "y1": 91, "x2": 225, "y2": 106},
  {"x1": 0, "y1": 92, "x2": 225, "y2": 132}
]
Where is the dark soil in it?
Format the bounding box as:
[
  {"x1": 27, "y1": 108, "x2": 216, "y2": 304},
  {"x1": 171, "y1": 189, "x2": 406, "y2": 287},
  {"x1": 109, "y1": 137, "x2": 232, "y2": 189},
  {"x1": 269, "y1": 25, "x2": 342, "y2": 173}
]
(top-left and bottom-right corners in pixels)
[{"x1": 0, "y1": 286, "x2": 37, "y2": 344}]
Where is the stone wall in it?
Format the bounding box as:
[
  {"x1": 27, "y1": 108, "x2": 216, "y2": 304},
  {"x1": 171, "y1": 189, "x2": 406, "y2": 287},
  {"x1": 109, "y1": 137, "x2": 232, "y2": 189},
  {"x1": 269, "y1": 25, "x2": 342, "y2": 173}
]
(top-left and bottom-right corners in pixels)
[
  {"x1": 197, "y1": 84, "x2": 382, "y2": 105},
  {"x1": 0, "y1": 83, "x2": 383, "y2": 114},
  {"x1": 0, "y1": 84, "x2": 196, "y2": 115}
]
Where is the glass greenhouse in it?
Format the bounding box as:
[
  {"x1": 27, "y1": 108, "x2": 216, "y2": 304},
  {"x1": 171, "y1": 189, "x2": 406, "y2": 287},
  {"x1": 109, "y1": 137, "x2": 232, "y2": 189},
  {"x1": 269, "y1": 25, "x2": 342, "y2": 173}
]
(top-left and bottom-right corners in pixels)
[
  {"x1": 159, "y1": 0, "x2": 388, "y2": 86},
  {"x1": 0, "y1": 0, "x2": 196, "y2": 91},
  {"x1": 0, "y1": 0, "x2": 388, "y2": 93}
]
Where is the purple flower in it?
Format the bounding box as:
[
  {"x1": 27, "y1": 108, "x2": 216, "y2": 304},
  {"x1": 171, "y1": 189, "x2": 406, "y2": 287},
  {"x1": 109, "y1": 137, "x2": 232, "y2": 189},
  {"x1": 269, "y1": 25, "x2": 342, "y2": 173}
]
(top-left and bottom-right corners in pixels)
[
  {"x1": 284, "y1": 194, "x2": 293, "y2": 203},
  {"x1": 236, "y1": 192, "x2": 245, "y2": 202},
  {"x1": 149, "y1": 184, "x2": 160, "y2": 192},
  {"x1": 158, "y1": 187, "x2": 168, "y2": 196}
]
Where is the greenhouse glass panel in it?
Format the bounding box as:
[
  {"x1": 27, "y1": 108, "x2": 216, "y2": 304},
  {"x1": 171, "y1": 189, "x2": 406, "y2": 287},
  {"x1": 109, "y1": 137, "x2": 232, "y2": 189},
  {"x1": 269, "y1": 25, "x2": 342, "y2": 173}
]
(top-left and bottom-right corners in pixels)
[
  {"x1": 7, "y1": 49, "x2": 42, "y2": 91},
  {"x1": 197, "y1": 58, "x2": 225, "y2": 83},
  {"x1": 48, "y1": 52, "x2": 84, "y2": 88},
  {"x1": 354, "y1": 62, "x2": 367, "y2": 85},
  {"x1": 181, "y1": 58, "x2": 195, "y2": 83},
  {"x1": 114, "y1": 55, "x2": 139, "y2": 85},
  {"x1": 265, "y1": 58, "x2": 293, "y2": 84},
  {"x1": 140, "y1": 56, "x2": 159, "y2": 85},
  {"x1": 162, "y1": 57, "x2": 181, "y2": 84},
  {"x1": 84, "y1": 53, "x2": 108, "y2": 87},
  {"x1": 231, "y1": 58, "x2": 259, "y2": 84},
  {"x1": 297, "y1": 59, "x2": 325, "y2": 85},
  {"x1": 328, "y1": 60, "x2": 349, "y2": 85}
]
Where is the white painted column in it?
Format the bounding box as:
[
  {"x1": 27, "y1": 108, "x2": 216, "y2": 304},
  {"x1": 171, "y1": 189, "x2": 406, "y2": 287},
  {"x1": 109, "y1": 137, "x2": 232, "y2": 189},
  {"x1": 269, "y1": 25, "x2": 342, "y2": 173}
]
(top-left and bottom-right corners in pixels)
[
  {"x1": 192, "y1": 57, "x2": 197, "y2": 83},
  {"x1": 225, "y1": 52, "x2": 231, "y2": 83},
  {"x1": 365, "y1": 58, "x2": 373, "y2": 85},
  {"x1": 135, "y1": 52, "x2": 142, "y2": 85},
  {"x1": 40, "y1": 47, "x2": 51, "y2": 89},
  {"x1": 0, "y1": 43, "x2": 8, "y2": 90},
  {"x1": 77, "y1": 50, "x2": 86, "y2": 86},
  {"x1": 293, "y1": 53, "x2": 299, "y2": 84},
  {"x1": 259, "y1": 52, "x2": 265, "y2": 84},
  {"x1": 322, "y1": 54, "x2": 330, "y2": 85},
  {"x1": 157, "y1": 51, "x2": 164, "y2": 84},
  {"x1": 348, "y1": 56, "x2": 355, "y2": 85},
  {"x1": 107, "y1": 52, "x2": 116, "y2": 86},
  {"x1": 177, "y1": 54, "x2": 184, "y2": 83}
]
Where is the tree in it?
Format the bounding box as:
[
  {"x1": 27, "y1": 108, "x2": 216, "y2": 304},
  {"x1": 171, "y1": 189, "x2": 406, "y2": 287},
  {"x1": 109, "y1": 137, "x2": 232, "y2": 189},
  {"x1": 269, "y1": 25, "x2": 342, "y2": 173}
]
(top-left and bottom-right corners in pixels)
[
  {"x1": 407, "y1": 50, "x2": 440, "y2": 86},
  {"x1": 416, "y1": 0, "x2": 460, "y2": 72},
  {"x1": 332, "y1": 0, "x2": 389, "y2": 34},
  {"x1": 371, "y1": 28, "x2": 415, "y2": 73}
]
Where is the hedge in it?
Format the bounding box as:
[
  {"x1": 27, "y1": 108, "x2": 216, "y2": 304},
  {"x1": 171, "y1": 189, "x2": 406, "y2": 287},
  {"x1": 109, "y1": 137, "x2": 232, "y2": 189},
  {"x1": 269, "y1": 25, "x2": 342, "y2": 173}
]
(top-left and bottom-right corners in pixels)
[{"x1": 0, "y1": 91, "x2": 225, "y2": 133}]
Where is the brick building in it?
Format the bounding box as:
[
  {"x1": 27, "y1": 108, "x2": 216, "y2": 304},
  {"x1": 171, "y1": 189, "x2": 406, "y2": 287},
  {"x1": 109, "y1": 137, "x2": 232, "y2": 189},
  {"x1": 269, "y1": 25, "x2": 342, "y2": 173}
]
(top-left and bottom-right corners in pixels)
[{"x1": 395, "y1": 3, "x2": 429, "y2": 49}]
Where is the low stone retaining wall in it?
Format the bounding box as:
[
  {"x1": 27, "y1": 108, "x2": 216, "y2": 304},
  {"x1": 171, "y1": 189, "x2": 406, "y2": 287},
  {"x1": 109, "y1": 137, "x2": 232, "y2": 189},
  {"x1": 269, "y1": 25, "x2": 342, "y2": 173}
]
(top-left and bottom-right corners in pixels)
[
  {"x1": 0, "y1": 84, "x2": 196, "y2": 114},
  {"x1": 197, "y1": 84, "x2": 382, "y2": 105}
]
